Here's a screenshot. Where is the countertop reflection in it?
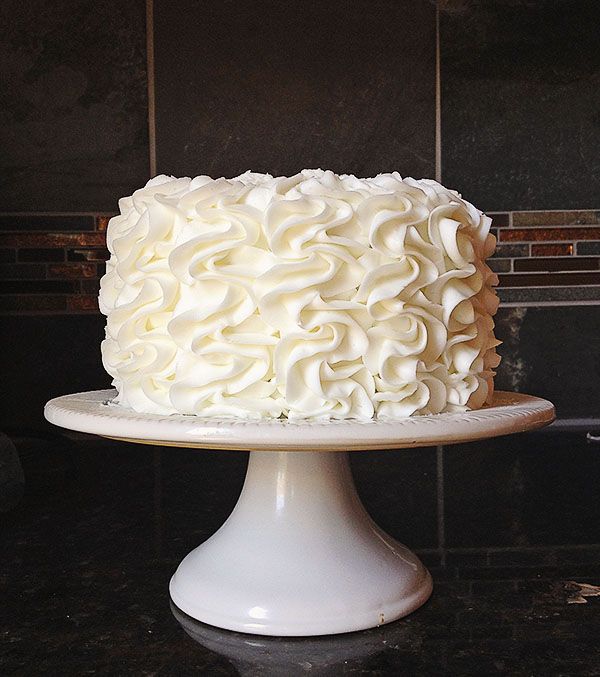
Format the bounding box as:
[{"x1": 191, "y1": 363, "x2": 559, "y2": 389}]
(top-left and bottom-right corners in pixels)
[{"x1": 171, "y1": 601, "x2": 421, "y2": 676}]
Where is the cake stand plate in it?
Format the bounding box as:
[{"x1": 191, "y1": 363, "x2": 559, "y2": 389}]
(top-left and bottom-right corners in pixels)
[{"x1": 45, "y1": 390, "x2": 554, "y2": 636}]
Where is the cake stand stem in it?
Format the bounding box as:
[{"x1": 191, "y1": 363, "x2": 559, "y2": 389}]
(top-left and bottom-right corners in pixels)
[{"x1": 170, "y1": 450, "x2": 432, "y2": 636}]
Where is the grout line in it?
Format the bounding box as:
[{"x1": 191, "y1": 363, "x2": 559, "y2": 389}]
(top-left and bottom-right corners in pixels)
[
  {"x1": 498, "y1": 226, "x2": 600, "y2": 231},
  {"x1": 0, "y1": 209, "x2": 596, "y2": 219},
  {"x1": 498, "y1": 270, "x2": 600, "y2": 276},
  {"x1": 153, "y1": 448, "x2": 164, "y2": 557},
  {"x1": 146, "y1": 0, "x2": 157, "y2": 177},
  {"x1": 512, "y1": 208, "x2": 600, "y2": 214},
  {"x1": 435, "y1": 2, "x2": 441, "y2": 183},
  {"x1": 498, "y1": 283, "x2": 600, "y2": 288},
  {"x1": 546, "y1": 418, "x2": 600, "y2": 430},
  {"x1": 2, "y1": 299, "x2": 600, "y2": 314},
  {"x1": 500, "y1": 240, "x2": 600, "y2": 245},
  {"x1": 438, "y1": 544, "x2": 600, "y2": 554},
  {"x1": 0, "y1": 211, "x2": 114, "y2": 217},
  {"x1": 499, "y1": 254, "x2": 592, "y2": 260},
  {"x1": 436, "y1": 444, "x2": 445, "y2": 565},
  {"x1": 499, "y1": 300, "x2": 600, "y2": 307}
]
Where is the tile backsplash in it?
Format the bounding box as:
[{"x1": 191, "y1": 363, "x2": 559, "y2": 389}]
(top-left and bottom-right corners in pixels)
[
  {"x1": 1, "y1": 2, "x2": 599, "y2": 563},
  {"x1": 1, "y1": 0, "x2": 599, "y2": 429},
  {"x1": 440, "y1": 1, "x2": 600, "y2": 211},
  {"x1": 0, "y1": 0, "x2": 149, "y2": 212},
  {"x1": 2, "y1": 0, "x2": 598, "y2": 313},
  {"x1": 488, "y1": 209, "x2": 600, "y2": 303},
  {"x1": 0, "y1": 215, "x2": 109, "y2": 313},
  {"x1": 2, "y1": 208, "x2": 599, "y2": 314},
  {"x1": 153, "y1": 0, "x2": 436, "y2": 181}
]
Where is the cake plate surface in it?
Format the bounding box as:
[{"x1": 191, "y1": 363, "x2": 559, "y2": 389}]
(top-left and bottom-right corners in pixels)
[{"x1": 45, "y1": 390, "x2": 554, "y2": 636}]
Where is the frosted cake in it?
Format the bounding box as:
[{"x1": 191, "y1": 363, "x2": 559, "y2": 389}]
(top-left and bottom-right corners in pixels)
[{"x1": 99, "y1": 170, "x2": 500, "y2": 420}]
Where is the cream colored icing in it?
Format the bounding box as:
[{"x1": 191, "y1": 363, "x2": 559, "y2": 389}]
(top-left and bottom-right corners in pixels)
[{"x1": 99, "y1": 170, "x2": 500, "y2": 419}]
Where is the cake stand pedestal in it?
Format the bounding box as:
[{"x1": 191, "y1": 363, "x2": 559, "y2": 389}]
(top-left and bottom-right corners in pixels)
[{"x1": 45, "y1": 390, "x2": 554, "y2": 637}]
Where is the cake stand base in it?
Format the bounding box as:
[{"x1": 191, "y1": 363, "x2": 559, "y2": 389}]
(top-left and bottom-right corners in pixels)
[
  {"x1": 44, "y1": 389, "x2": 554, "y2": 637},
  {"x1": 169, "y1": 450, "x2": 432, "y2": 636}
]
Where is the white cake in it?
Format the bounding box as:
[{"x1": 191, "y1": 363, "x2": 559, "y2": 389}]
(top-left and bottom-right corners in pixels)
[{"x1": 99, "y1": 170, "x2": 500, "y2": 420}]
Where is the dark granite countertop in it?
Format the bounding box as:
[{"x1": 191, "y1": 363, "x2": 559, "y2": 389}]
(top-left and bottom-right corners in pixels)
[{"x1": 2, "y1": 431, "x2": 599, "y2": 675}]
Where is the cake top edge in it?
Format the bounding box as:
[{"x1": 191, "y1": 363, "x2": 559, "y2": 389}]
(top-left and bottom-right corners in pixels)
[{"x1": 139, "y1": 169, "x2": 476, "y2": 209}]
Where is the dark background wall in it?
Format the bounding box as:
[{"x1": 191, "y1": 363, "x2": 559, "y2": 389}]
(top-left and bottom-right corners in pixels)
[
  {"x1": 1, "y1": 0, "x2": 599, "y2": 554},
  {"x1": 154, "y1": 1, "x2": 436, "y2": 180}
]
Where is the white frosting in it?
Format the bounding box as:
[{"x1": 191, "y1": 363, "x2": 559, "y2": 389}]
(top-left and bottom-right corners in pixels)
[{"x1": 100, "y1": 169, "x2": 500, "y2": 419}]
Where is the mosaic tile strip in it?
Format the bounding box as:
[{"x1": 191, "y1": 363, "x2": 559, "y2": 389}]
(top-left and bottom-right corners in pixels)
[
  {"x1": 0, "y1": 209, "x2": 599, "y2": 313},
  {"x1": 0, "y1": 214, "x2": 109, "y2": 314},
  {"x1": 489, "y1": 210, "x2": 600, "y2": 302},
  {"x1": 0, "y1": 232, "x2": 107, "y2": 248}
]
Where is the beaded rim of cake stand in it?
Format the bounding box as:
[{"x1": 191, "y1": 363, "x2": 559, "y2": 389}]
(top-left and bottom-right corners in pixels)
[{"x1": 44, "y1": 389, "x2": 555, "y2": 451}]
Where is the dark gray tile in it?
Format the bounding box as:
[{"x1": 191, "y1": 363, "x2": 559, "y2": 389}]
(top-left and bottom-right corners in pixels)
[
  {"x1": 351, "y1": 448, "x2": 438, "y2": 549},
  {"x1": 493, "y1": 244, "x2": 530, "y2": 259},
  {"x1": 0, "y1": 315, "x2": 110, "y2": 430},
  {"x1": 498, "y1": 286, "x2": 600, "y2": 304},
  {"x1": 488, "y1": 212, "x2": 510, "y2": 227},
  {"x1": 494, "y1": 305, "x2": 600, "y2": 417},
  {"x1": 555, "y1": 545, "x2": 600, "y2": 565},
  {"x1": 0, "y1": 248, "x2": 15, "y2": 262},
  {"x1": 6, "y1": 436, "x2": 157, "y2": 566},
  {"x1": 0, "y1": 215, "x2": 95, "y2": 231},
  {"x1": 441, "y1": 2, "x2": 600, "y2": 210},
  {"x1": 0, "y1": 295, "x2": 67, "y2": 313},
  {"x1": 0, "y1": 0, "x2": 149, "y2": 211},
  {"x1": 18, "y1": 248, "x2": 65, "y2": 262},
  {"x1": 160, "y1": 448, "x2": 249, "y2": 560},
  {"x1": 0, "y1": 263, "x2": 45, "y2": 279},
  {"x1": 444, "y1": 550, "x2": 490, "y2": 567},
  {"x1": 487, "y1": 548, "x2": 558, "y2": 567},
  {"x1": 444, "y1": 431, "x2": 600, "y2": 548},
  {"x1": 513, "y1": 256, "x2": 600, "y2": 272},
  {"x1": 154, "y1": 0, "x2": 436, "y2": 179},
  {"x1": 488, "y1": 258, "x2": 511, "y2": 272},
  {"x1": 0, "y1": 279, "x2": 77, "y2": 293},
  {"x1": 498, "y1": 271, "x2": 600, "y2": 287},
  {"x1": 577, "y1": 242, "x2": 600, "y2": 255}
]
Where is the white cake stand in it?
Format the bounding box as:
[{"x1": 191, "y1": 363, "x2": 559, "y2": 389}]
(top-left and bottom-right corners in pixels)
[{"x1": 45, "y1": 390, "x2": 554, "y2": 637}]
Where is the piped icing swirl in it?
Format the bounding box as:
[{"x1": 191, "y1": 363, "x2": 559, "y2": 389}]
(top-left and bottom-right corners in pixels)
[{"x1": 100, "y1": 170, "x2": 500, "y2": 419}]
